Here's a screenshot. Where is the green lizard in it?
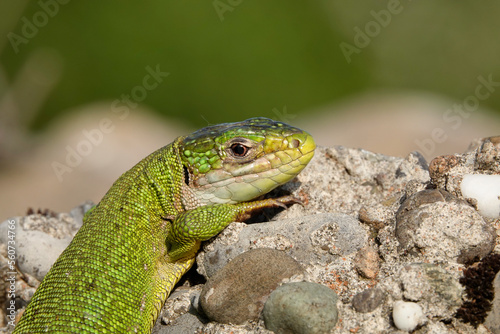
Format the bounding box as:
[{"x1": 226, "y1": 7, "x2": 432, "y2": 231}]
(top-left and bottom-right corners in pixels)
[{"x1": 13, "y1": 117, "x2": 315, "y2": 333}]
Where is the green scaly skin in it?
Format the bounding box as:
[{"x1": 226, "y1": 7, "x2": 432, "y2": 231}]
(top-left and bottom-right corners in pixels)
[{"x1": 13, "y1": 118, "x2": 315, "y2": 333}]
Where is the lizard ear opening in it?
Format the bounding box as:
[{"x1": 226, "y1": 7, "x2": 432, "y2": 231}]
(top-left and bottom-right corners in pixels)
[{"x1": 183, "y1": 166, "x2": 190, "y2": 186}]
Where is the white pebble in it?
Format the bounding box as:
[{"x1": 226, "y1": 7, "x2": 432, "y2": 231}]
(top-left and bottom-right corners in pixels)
[
  {"x1": 392, "y1": 301, "x2": 424, "y2": 332},
  {"x1": 461, "y1": 174, "x2": 500, "y2": 218}
]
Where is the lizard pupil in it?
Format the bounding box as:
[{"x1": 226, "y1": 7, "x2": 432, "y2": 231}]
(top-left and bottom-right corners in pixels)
[{"x1": 230, "y1": 143, "x2": 248, "y2": 157}]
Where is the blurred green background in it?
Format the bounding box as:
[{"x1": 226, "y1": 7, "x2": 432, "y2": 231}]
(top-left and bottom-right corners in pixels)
[
  {"x1": 3, "y1": 1, "x2": 362, "y2": 132},
  {"x1": 1, "y1": 0, "x2": 500, "y2": 216},
  {"x1": 3, "y1": 1, "x2": 499, "y2": 130}
]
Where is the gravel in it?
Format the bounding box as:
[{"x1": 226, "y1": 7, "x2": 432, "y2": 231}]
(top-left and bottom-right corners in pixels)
[{"x1": 2, "y1": 136, "x2": 499, "y2": 333}]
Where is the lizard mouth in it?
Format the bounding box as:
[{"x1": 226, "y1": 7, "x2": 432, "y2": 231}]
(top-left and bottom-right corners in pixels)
[{"x1": 191, "y1": 132, "x2": 315, "y2": 205}]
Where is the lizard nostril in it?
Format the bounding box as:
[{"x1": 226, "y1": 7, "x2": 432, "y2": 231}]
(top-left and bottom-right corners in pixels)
[{"x1": 290, "y1": 139, "x2": 300, "y2": 148}]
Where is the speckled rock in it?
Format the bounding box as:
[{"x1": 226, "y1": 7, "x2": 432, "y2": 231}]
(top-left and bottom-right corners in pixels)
[
  {"x1": 200, "y1": 248, "x2": 304, "y2": 324},
  {"x1": 0, "y1": 215, "x2": 80, "y2": 281},
  {"x1": 278, "y1": 147, "x2": 430, "y2": 218},
  {"x1": 413, "y1": 320, "x2": 455, "y2": 334},
  {"x1": 395, "y1": 189, "x2": 496, "y2": 264},
  {"x1": 152, "y1": 312, "x2": 203, "y2": 334},
  {"x1": 354, "y1": 243, "x2": 380, "y2": 279},
  {"x1": 198, "y1": 213, "x2": 367, "y2": 279},
  {"x1": 399, "y1": 263, "x2": 463, "y2": 319},
  {"x1": 473, "y1": 136, "x2": 500, "y2": 173},
  {"x1": 0, "y1": 203, "x2": 91, "y2": 283},
  {"x1": 358, "y1": 203, "x2": 394, "y2": 230},
  {"x1": 429, "y1": 155, "x2": 464, "y2": 194},
  {"x1": 429, "y1": 136, "x2": 500, "y2": 199},
  {"x1": 484, "y1": 271, "x2": 500, "y2": 333},
  {"x1": 351, "y1": 287, "x2": 386, "y2": 313},
  {"x1": 154, "y1": 287, "x2": 202, "y2": 328},
  {"x1": 263, "y1": 282, "x2": 338, "y2": 334},
  {"x1": 200, "y1": 322, "x2": 272, "y2": 334}
]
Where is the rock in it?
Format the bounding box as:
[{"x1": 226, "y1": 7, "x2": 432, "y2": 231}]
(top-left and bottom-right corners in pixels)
[
  {"x1": 429, "y1": 136, "x2": 500, "y2": 198},
  {"x1": 354, "y1": 243, "x2": 380, "y2": 279},
  {"x1": 457, "y1": 253, "x2": 500, "y2": 328},
  {"x1": 429, "y1": 155, "x2": 462, "y2": 192},
  {"x1": 310, "y1": 214, "x2": 366, "y2": 256},
  {"x1": 277, "y1": 147, "x2": 429, "y2": 218},
  {"x1": 155, "y1": 287, "x2": 202, "y2": 328},
  {"x1": 0, "y1": 215, "x2": 79, "y2": 281},
  {"x1": 263, "y1": 282, "x2": 338, "y2": 334},
  {"x1": 351, "y1": 288, "x2": 386, "y2": 313},
  {"x1": 413, "y1": 320, "x2": 450, "y2": 334},
  {"x1": 461, "y1": 174, "x2": 500, "y2": 218},
  {"x1": 403, "y1": 179, "x2": 429, "y2": 198},
  {"x1": 152, "y1": 312, "x2": 203, "y2": 334},
  {"x1": 395, "y1": 189, "x2": 496, "y2": 264},
  {"x1": 485, "y1": 271, "x2": 500, "y2": 334},
  {"x1": 69, "y1": 200, "x2": 95, "y2": 227},
  {"x1": 198, "y1": 213, "x2": 367, "y2": 279},
  {"x1": 0, "y1": 203, "x2": 91, "y2": 283},
  {"x1": 428, "y1": 154, "x2": 474, "y2": 198},
  {"x1": 199, "y1": 248, "x2": 304, "y2": 324},
  {"x1": 358, "y1": 204, "x2": 392, "y2": 230},
  {"x1": 200, "y1": 322, "x2": 271, "y2": 334},
  {"x1": 399, "y1": 263, "x2": 463, "y2": 320},
  {"x1": 473, "y1": 136, "x2": 500, "y2": 173},
  {"x1": 392, "y1": 301, "x2": 425, "y2": 332}
]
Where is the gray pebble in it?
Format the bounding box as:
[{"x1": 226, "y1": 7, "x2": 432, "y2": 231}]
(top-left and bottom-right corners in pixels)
[
  {"x1": 351, "y1": 288, "x2": 386, "y2": 313},
  {"x1": 200, "y1": 248, "x2": 304, "y2": 324},
  {"x1": 263, "y1": 282, "x2": 338, "y2": 334}
]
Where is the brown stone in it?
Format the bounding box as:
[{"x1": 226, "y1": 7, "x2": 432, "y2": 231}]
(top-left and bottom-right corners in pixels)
[
  {"x1": 354, "y1": 243, "x2": 380, "y2": 279},
  {"x1": 429, "y1": 155, "x2": 459, "y2": 185},
  {"x1": 199, "y1": 248, "x2": 304, "y2": 324}
]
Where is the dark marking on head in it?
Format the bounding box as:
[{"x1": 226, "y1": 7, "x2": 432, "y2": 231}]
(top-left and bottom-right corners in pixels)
[{"x1": 183, "y1": 166, "x2": 190, "y2": 185}]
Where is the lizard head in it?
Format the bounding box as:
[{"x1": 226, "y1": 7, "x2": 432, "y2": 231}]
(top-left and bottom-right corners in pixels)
[{"x1": 178, "y1": 117, "x2": 315, "y2": 205}]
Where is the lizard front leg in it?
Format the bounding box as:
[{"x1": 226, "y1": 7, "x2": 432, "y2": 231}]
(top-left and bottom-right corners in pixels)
[{"x1": 166, "y1": 195, "x2": 300, "y2": 262}]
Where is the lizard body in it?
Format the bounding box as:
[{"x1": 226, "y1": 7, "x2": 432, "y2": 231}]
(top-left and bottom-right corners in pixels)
[{"x1": 13, "y1": 117, "x2": 315, "y2": 333}]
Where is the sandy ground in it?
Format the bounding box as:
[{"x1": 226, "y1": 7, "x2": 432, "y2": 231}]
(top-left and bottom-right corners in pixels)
[{"x1": 1, "y1": 92, "x2": 500, "y2": 219}]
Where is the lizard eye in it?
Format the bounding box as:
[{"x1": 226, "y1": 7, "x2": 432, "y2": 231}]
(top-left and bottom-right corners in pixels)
[{"x1": 230, "y1": 143, "x2": 249, "y2": 157}]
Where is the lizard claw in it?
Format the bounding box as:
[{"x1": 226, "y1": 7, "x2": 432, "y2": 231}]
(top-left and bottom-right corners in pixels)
[
  {"x1": 235, "y1": 194, "x2": 304, "y2": 221},
  {"x1": 273, "y1": 195, "x2": 303, "y2": 208}
]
